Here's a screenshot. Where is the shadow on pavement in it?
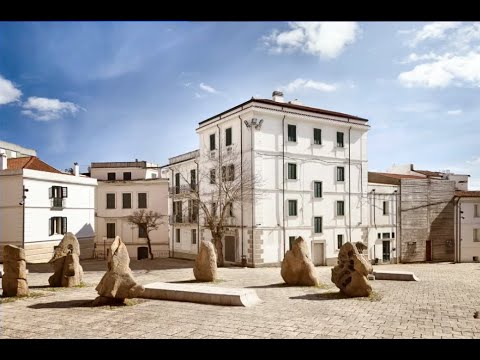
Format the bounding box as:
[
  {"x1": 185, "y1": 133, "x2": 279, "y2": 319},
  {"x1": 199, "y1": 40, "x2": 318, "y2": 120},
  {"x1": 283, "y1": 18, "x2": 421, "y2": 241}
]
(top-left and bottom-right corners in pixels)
[
  {"x1": 28, "y1": 300, "x2": 93, "y2": 308},
  {"x1": 290, "y1": 292, "x2": 347, "y2": 301},
  {"x1": 245, "y1": 283, "x2": 290, "y2": 289}
]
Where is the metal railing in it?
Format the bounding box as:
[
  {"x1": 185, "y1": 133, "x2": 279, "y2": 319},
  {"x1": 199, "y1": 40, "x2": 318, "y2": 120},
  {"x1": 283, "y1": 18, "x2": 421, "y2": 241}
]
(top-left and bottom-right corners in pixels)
[
  {"x1": 170, "y1": 214, "x2": 198, "y2": 224},
  {"x1": 169, "y1": 184, "x2": 198, "y2": 195},
  {"x1": 51, "y1": 197, "x2": 64, "y2": 209}
]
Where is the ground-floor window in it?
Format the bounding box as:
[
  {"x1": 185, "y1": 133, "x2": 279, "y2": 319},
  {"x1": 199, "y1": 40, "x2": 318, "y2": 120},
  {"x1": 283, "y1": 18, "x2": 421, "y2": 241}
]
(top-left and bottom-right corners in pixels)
[
  {"x1": 337, "y1": 234, "x2": 344, "y2": 249},
  {"x1": 49, "y1": 217, "x2": 67, "y2": 236},
  {"x1": 106, "y1": 223, "x2": 115, "y2": 238},
  {"x1": 176, "y1": 228, "x2": 181, "y2": 243},
  {"x1": 289, "y1": 236, "x2": 296, "y2": 250},
  {"x1": 191, "y1": 229, "x2": 197, "y2": 244}
]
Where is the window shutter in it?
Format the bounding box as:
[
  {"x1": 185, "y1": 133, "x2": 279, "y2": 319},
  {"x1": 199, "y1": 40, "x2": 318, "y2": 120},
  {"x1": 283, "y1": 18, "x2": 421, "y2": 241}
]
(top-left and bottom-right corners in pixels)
[
  {"x1": 62, "y1": 187, "x2": 68, "y2": 198},
  {"x1": 61, "y1": 217, "x2": 67, "y2": 234},
  {"x1": 49, "y1": 187, "x2": 53, "y2": 199},
  {"x1": 49, "y1": 218, "x2": 54, "y2": 236}
]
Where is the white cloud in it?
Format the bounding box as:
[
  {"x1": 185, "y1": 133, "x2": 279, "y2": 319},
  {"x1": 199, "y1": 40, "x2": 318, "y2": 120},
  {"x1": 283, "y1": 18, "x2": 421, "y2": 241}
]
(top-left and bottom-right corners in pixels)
[
  {"x1": 468, "y1": 157, "x2": 480, "y2": 165},
  {"x1": 194, "y1": 92, "x2": 205, "y2": 99},
  {"x1": 21, "y1": 96, "x2": 82, "y2": 121},
  {"x1": 263, "y1": 22, "x2": 359, "y2": 59},
  {"x1": 281, "y1": 78, "x2": 337, "y2": 93},
  {"x1": 447, "y1": 109, "x2": 462, "y2": 115},
  {"x1": 199, "y1": 83, "x2": 217, "y2": 94},
  {"x1": 397, "y1": 102, "x2": 437, "y2": 113},
  {"x1": 399, "y1": 52, "x2": 444, "y2": 64},
  {"x1": 409, "y1": 22, "x2": 461, "y2": 47},
  {"x1": 399, "y1": 52, "x2": 480, "y2": 88},
  {"x1": 0, "y1": 75, "x2": 22, "y2": 105}
]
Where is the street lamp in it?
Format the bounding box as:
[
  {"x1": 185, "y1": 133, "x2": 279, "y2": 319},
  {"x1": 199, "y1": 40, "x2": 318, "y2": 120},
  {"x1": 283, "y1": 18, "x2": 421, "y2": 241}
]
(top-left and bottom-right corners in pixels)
[
  {"x1": 243, "y1": 118, "x2": 263, "y2": 267},
  {"x1": 19, "y1": 186, "x2": 29, "y2": 248}
]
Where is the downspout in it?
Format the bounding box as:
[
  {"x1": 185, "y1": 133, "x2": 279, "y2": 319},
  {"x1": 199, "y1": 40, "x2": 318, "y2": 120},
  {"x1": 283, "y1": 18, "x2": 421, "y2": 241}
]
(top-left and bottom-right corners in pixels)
[
  {"x1": 394, "y1": 190, "x2": 399, "y2": 264},
  {"x1": 348, "y1": 126, "x2": 352, "y2": 242},
  {"x1": 454, "y1": 197, "x2": 458, "y2": 263},
  {"x1": 282, "y1": 115, "x2": 286, "y2": 255},
  {"x1": 171, "y1": 169, "x2": 175, "y2": 259},
  {"x1": 239, "y1": 115, "x2": 244, "y2": 264},
  {"x1": 251, "y1": 122, "x2": 255, "y2": 267},
  {"x1": 217, "y1": 124, "x2": 222, "y2": 257},
  {"x1": 22, "y1": 184, "x2": 26, "y2": 249},
  {"x1": 459, "y1": 201, "x2": 462, "y2": 263},
  {"x1": 197, "y1": 160, "x2": 200, "y2": 254}
]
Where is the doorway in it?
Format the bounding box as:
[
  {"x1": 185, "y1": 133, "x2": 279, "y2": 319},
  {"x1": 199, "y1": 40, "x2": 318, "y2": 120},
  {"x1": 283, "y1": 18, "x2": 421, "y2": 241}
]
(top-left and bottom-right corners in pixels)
[
  {"x1": 426, "y1": 240, "x2": 432, "y2": 261},
  {"x1": 311, "y1": 242, "x2": 325, "y2": 266},
  {"x1": 224, "y1": 236, "x2": 236, "y2": 262},
  {"x1": 382, "y1": 241, "x2": 390, "y2": 262}
]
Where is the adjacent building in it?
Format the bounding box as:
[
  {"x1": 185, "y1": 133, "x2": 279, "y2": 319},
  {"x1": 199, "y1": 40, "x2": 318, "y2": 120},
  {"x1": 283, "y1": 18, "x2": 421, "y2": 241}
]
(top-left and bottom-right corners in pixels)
[
  {"x1": 0, "y1": 140, "x2": 36, "y2": 158},
  {"x1": 0, "y1": 152, "x2": 97, "y2": 263},
  {"x1": 455, "y1": 191, "x2": 480, "y2": 263},
  {"x1": 166, "y1": 91, "x2": 370, "y2": 266},
  {"x1": 90, "y1": 161, "x2": 169, "y2": 260}
]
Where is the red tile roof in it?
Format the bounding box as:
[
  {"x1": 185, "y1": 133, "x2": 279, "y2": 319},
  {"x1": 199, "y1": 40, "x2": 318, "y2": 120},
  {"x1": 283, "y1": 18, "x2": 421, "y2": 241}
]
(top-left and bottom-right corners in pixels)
[
  {"x1": 455, "y1": 190, "x2": 480, "y2": 198},
  {"x1": 6, "y1": 156, "x2": 63, "y2": 174},
  {"x1": 369, "y1": 172, "x2": 425, "y2": 180}
]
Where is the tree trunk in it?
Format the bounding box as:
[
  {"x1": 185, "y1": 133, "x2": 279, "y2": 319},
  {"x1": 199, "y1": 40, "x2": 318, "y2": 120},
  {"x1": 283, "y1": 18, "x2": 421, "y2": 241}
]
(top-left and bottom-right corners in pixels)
[
  {"x1": 213, "y1": 234, "x2": 224, "y2": 267},
  {"x1": 146, "y1": 233, "x2": 154, "y2": 260}
]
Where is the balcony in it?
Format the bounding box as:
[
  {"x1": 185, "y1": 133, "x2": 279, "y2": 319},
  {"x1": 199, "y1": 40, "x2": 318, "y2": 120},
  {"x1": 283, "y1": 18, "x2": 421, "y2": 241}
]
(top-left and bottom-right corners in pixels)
[
  {"x1": 170, "y1": 214, "x2": 198, "y2": 224},
  {"x1": 51, "y1": 197, "x2": 65, "y2": 210},
  {"x1": 169, "y1": 184, "x2": 198, "y2": 196}
]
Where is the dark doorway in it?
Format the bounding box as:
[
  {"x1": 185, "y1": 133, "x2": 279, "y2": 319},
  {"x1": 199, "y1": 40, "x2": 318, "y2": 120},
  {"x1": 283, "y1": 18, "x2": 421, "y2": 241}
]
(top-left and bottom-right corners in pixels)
[
  {"x1": 426, "y1": 240, "x2": 432, "y2": 261},
  {"x1": 137, "y1": 246, "x2": 149, "y2": 260},
  {"x1": 224, "y1": 236, "x2": 236, "y2": 262},
  {"x1": 382, "y1": 241, "x2": 390, "y2": 262}
]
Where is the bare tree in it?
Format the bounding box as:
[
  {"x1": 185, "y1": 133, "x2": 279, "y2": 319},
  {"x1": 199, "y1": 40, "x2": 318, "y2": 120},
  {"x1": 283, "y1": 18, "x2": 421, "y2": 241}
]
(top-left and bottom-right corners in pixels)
[
  {"x1": 171, "y1": 145, "x2": 261, "y2": 267},
  {"x1": 127, "y1": 210, "x2": 165, "y2": 260}
]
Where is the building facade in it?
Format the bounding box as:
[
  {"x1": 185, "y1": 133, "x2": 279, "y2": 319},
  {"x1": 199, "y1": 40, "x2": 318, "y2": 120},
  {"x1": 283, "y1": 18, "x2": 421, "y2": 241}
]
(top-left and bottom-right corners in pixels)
[
  {"x1": 0, "y1": 140, "x2": 36, "y2": 158},
  {"x1": 455, "y1": 191, "x2": 480, "y2": 263},
  {"x1": 90, "y1": 161, "x2": 169, "y2": 260},
  {"x1": 167, "y1": 91, "x2": 370, "y2": 266},
  {"x1": 0, "y1": 153, "x2": 97, "y2": 263}
]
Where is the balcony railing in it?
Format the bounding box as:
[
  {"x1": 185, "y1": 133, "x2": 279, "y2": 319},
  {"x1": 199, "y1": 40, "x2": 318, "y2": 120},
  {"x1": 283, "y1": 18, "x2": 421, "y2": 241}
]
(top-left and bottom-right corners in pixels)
[
  {"x1": 51, "y1": 197, "x2": 64, "y2": 210},
  {"x1": 169, "y1": 184, "x2": 198, "y2": 195},
  {"x1": 170, "y1": 214, "x2": 199, "y2": 224}
]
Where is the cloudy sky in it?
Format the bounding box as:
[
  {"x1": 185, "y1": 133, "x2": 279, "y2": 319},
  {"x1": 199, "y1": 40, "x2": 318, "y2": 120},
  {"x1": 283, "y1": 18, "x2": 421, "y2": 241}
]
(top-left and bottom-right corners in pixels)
[{"x1": 1, "y1": 22, "x2": 479, "y2": 188}]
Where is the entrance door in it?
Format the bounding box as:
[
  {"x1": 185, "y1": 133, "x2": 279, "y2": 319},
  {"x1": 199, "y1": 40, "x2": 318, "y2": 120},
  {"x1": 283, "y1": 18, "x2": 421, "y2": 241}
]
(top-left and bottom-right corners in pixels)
[
  {"x1": 312, "y1": 242, "x2": 324, "y2": 266},
  {"x1": 224, "y1": 236, "x2": 236, "y2": 262},
  {"x1": 382, "y1": 241, "x2": 390, "y2": 262},
  {"x1": 426, "y1": 240, "x2": 432, "y2": 261}
]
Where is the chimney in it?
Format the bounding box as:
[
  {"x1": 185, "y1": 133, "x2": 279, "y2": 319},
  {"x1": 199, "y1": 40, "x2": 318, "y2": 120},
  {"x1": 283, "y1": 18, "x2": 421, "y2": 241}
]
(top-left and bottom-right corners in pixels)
[
  {"x1": 73, "y1": 162, "x2": 80, "y2": 176},
  {"x1": 272, "y1": 90, "x2": 284, "y2": 103},
  {"x1": 0, "y1": 150, "x2": 7, "y2": 170},
  {"x1": 288, "y1": 99, "x2": 302, "y2": 105}
]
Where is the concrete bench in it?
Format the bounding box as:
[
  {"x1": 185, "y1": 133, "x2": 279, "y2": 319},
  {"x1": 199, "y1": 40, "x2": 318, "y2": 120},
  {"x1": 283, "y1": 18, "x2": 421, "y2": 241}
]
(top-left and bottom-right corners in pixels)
[
  {"x1": 141, "y1": 282, "x2": 261, "y2": 307},
  {"x1": 373, "y1": 270, "x2": 420, "y2": 281}
]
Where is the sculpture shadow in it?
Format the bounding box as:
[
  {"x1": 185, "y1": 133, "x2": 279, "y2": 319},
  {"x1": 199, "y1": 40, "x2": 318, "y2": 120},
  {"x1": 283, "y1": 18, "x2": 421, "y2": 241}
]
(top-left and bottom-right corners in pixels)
[
  {"x1": 246, "y1": 283, "x2": 296, "y2": 289},
  {"x1": 169, "y1": 279, "x2": 202, "y2": 284},
  {"x1": 290, "y1": 292, "x2": 348, "y2": 301},
  {"x1": 28, "y1": 300, "x2": 93, "y2": 309}
]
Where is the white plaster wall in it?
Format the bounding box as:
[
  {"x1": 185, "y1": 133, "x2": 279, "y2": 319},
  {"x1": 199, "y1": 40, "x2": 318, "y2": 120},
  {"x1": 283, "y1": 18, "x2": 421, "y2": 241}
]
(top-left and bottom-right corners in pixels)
[{"x1": 459, "y1": 199, "x2": 480, "y2": 262}]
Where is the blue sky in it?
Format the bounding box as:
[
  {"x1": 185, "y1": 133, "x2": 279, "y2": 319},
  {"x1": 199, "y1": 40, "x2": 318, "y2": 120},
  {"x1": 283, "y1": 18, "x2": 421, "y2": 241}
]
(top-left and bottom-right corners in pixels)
[{"x1": 1, "y1": 21, "x2": 479, "y2": 188}]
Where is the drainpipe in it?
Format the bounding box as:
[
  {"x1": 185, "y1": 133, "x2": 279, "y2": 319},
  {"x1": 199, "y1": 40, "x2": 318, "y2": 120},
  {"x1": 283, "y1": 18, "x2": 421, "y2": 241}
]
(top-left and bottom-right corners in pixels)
[
  {"x1": 348, "y1": 126, "x2": 352, "y2": 242},
  {"x1": 251, "y1": 122, "x2": 255, "y2": 267},
  {"x1": 394, "y1": 190, "x2": 398, "y2": 264},
  {"x1": 282, "y1": 115, "x2": 286, "y2": 255},
  {"x1": 239, "y1": 115, "x2": 245, "y2": 265},
  {"x1": 171, "y1": 168, "x2": 175, "y2": 259},
  {"x1": 197, "y1": 160, "x2": 200, "y2": 254},
  {"x1": 459, "y1": 201, "x2": 462, "y2": 263}
]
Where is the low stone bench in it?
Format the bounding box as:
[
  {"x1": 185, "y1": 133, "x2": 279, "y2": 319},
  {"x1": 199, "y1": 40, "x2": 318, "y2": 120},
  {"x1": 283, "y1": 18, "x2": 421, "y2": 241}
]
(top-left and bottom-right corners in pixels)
[
  {"x1": 373, "y1": 270, "x2": 419, "y2": 281},
  {"x1": 141, "y1": 282, "x2": 261, "y2": 307}
]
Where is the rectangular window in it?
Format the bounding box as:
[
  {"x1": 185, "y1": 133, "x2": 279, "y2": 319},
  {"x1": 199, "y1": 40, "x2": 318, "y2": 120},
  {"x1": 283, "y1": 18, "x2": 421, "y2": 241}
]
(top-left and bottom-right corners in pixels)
[
  {"x1": 49, "y1": 217, "x2": 67, "y2": 236},
  {"x1": 107, "y1": 172, "x2": 116, "y2": 180},
  {"x1": 313, "y1": 128, "x2": 322, "y2": 145},
  {"x1": 210, "y1": 133, "x2": 216, "y2": 150},
  {"x1": 175, "y1": 173, "x2": 180, "y2": 194},
  {"x1": 225, "y1": 127, "x2": 232, "y2": 146},
  {"x1": 49, "y1": 186, "x2": 67, "y2": 208},
  {"x1": 314, "y1": 217, "x2": 323, "y2": 233},
  {"x1": 288, "y1": 124, "x2": 296, "y2": 142},
  {"x1": 383, "y1": 201, "x2": 389, "y2": 215},
  {"x1": 228, "y1": 203, "x2": 234, "y2": 217},
  {"x1": 192, "y1": 229, "x2": 197, "y2": 245},
  {"x1": 176, "y1": 228, "x2": 180, "y2": 243},
  {"x1": 174, "y1": 201, "x2": 182, "y2": 222},
  {"x1": 138, "y1": 224, "x2": 147, "y2": 238},
  {"x1": 106, "y1": 223, "x2": 116, "y2": 238},
  {"x1": 337, "y1": 167, "x2": 345, "y2": 182},
  {"x1": 314, "y1": 181, "x2": 323, "y2": 198},
  {"x1": 106, "y1": 193, "x2": 115, "y2": 209},
  {"x1": 191, "y1": 200, "x2": 198, "y2": 222},
  {"x1": 190, "y1": 169, "x2": 196, "y2": 189},
  {"x1": 289, "y1": 236, "x2": 296, "y2": 250},
  {"x1": 475, "y1": 204, "x2": 479, "y2": 218},
  {"x1": 212, "y1": 202, "x2": 217, "y2": 217},
  {"x1": 288, "y1": 200, "x2": 297, "y2": 216},
  {"x1": 221, "y1": 165, "x2": 235, "y2": 181},
  {"x1": 337, "y1": 234, "x2": 344, "y2": 249},
  {"x1": 474, "y1": 229, "x2": 480, "y2": 242},
  {"x1": 123, "y1": 172, "x2": 132, "y2": 181},
  {"x1": 288, "y1": 163, "x2": 297, "y2": 180},
  {"x1": 337, "y1": 132, "x2": 344, "y2": 147},
  {"x1": 382, "y1": 232, "x2": 391, "y2": 239},
  {"x1": 151, "y1": 173, "x2": 157, "y2": 179},
  {"x1": 138, "y1": 193, "x2": 147, "y2": 209},
  {"x1": 337, "y1": 201, "x2": 345, "y2": 216},
  {"x1": 122, "y1": 193, "x2": 132, "y2": 209},
  {"x1": 210, "y1": 169, "x2": 216, "y2": 184},
  {"x1": 378, "y1": 233, "x2": 381, "y2": 239},
  {"x1": 392, "y1": 232, "x2": 395, "y2": 239}
]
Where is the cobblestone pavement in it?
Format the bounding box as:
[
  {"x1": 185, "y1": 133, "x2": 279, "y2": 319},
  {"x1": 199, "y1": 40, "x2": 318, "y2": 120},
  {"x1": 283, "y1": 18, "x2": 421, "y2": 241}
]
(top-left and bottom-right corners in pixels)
[{"x1": 2, "y1": 259, "x2": 480, "y2": 339}]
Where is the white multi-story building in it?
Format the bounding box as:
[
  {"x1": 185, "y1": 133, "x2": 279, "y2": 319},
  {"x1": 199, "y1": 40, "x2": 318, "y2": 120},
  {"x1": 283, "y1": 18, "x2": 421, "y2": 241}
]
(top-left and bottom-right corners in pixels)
[
  {"x1": 166, "y1": 91, "x2": 370, "y2": 266},
  {"x1": 0, "y1": 140, "x2": 36, "y2": 158},
  {"x1": 455, "y1": 191, "x2": 480, "y2": 263},
  {"x1": 90, "y1": 161, "x2": 169, "y2": 260},
  {"x1": 0, "y1": 152, "x2": 97, "y2": 263}
]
